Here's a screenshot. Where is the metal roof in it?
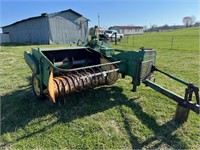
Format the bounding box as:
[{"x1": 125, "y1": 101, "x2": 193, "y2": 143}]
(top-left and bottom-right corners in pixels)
[
  {"x1": 110, "y1": 26, "x2": 143, "y2": 29},
  {"x1": 2, "y1": 9, "x2": 89, "y2": 28}
]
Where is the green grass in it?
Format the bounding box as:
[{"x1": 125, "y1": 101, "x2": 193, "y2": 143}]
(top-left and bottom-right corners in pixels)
[
  {"x1": 117, "y1": 27, "x2": 199, "y2": 51},
  {"x1": 1, "y1": 27, "x2": 200, "y2": 149}
]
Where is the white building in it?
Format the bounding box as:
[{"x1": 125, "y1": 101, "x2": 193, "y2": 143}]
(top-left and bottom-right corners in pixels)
[{"x1": 109, "y1": 26, "x2": 143, "y2": 35}]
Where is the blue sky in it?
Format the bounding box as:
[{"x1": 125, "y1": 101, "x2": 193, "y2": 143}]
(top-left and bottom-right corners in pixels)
[{"x1": 0, "y1": 0, "x2": 199, "y2": 32}]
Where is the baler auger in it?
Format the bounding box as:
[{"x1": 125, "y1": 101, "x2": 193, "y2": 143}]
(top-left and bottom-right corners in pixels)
[{"x1": 24, "y1": 31, "x2": 199, "y2": 123}]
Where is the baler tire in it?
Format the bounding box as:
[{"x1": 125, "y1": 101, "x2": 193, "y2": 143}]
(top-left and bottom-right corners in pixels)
[{"x1": 32, "y1": 74, "x2": 45, "y2": 100}]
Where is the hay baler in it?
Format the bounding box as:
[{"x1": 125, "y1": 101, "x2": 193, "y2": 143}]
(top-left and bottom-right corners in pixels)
[{"x1": 24, "y1": 36, "x2": 199, "y2": 122}]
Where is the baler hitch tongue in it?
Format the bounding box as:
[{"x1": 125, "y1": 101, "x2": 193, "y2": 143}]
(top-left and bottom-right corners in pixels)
[{"x1": 144, "y1": 66, "x2": 200, "y2": 122}]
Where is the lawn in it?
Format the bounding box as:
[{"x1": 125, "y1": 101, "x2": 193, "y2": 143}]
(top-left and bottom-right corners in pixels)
[{"x1": 0, "y1": 27, "x2": 199, "y2": 149}]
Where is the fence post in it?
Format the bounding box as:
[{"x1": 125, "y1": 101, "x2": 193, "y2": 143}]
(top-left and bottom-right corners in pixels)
[
  {"x1": 170, "y1": 36, "x2": 174, "y2": 50},
  {"x1": 114, "y1": 33, "x2": 117, "y2": 45},
  {"x1": 133, "y1": 35, "x2": 134, "y2": 46}
]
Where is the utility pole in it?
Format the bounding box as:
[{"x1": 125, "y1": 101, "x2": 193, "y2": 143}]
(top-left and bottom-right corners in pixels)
[{"x1": 98, "y1": 13, "x2": 100, "y2": 28}]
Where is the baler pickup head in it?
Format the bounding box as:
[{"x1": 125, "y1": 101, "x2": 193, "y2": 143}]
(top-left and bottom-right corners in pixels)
[{"x1": 24, "y1": 47, "x2": 120, "y2": 102}]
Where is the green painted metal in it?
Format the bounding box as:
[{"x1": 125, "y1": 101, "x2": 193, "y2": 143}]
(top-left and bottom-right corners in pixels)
[
  {"x1": 143, "y1": 80, "x2": 199, "y2": 114},
  {"x1": 24, "y1": 40, "x2": 156, "y2": 91},
  {"x1": 152, "y1": 66, "x2": 189, "y2": 86},
  {"x1": 84, "y1": 38, "x2": 157, "y2": 90},
  {"x1": 112, "y1": 49, "x2": 156, "y2": 87},
  {"x1": 24, "y1": 51, "x2": 38, "y2": 75},
  {"x1": 24, "y1": 35, "x2": 199, "y2": 122}
]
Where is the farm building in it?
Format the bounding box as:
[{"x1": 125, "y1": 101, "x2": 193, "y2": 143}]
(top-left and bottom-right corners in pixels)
[
  {"x1": 0, "y1": 33, "x2": 10, "y2": 45},
  {"x1": 109, "y1": 26, "x2": 143, "y2": 35},
  {"x1": 1, "y1": 9, "x2": 89, "y2": 44}
]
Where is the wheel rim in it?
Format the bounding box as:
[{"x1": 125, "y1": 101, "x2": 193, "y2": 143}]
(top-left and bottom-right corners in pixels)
[{"x1": 33, "y1": 76, "x2": 41, "y2": 96}]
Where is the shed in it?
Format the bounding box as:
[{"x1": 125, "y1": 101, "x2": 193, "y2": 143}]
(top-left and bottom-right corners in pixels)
[
  {"x1": 109, "y1": 26, "x2": 143, "y2": 35},
  {"x1": 1, "y1": 9, "x2": 89, "y2": 44},
  {"x1": 0, "y1": 33, "x2": 10, "y2": 45}
]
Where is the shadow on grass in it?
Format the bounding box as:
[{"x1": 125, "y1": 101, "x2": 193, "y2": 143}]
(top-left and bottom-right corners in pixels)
[
  {"x1": 121, "y1": 100, "x2": 186, "y2": 149},
  {"x1": 1, "y1": 86, "x2": 188, "y2": 149}
]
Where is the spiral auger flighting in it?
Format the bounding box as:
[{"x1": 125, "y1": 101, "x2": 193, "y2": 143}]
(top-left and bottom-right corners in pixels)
[{"x1": 48, "y1": 61, "x2": 119, "y2": 103}]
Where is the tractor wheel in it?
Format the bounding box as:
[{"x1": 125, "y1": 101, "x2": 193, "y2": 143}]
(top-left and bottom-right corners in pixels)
[{"x1": 32, "y1": 74, "x2": 45, "y2": 100}]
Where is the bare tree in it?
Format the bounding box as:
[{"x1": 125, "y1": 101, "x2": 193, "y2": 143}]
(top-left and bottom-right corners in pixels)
[
  {"x1": 191, "y1": 16, "x2": 196, "y2": 25},
  {"x1": 143, "y1": 25, "x2": 147, "y2": 31},
  {"x1": 183, "y1": 16, "x2": 193, "y2": 27}
]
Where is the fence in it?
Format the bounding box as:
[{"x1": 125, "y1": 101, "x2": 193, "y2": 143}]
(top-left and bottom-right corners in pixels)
[{"x1": 113, "y1": 34, "x2": 198, "y2": 51}]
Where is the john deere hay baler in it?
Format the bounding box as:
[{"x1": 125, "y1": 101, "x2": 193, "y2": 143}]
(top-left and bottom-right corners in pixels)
[{"x1": 24, "y1": 36, "x2": 199, "y2": 122}]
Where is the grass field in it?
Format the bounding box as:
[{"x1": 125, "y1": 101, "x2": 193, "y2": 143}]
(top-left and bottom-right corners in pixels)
[{"x1": 0, "y1": 27, "x2": 199, "y2": 149}]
